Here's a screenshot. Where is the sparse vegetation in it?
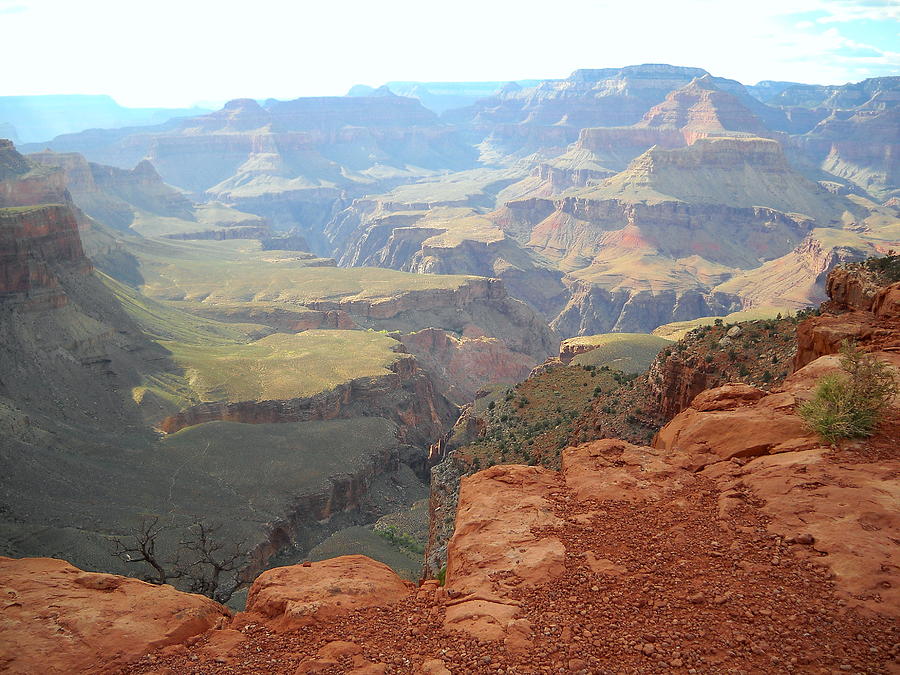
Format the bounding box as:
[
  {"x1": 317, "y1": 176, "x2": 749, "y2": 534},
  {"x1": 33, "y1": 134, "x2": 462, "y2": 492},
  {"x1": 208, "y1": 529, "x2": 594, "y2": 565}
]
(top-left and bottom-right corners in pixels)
[
  {"x1": 565, "y1": 333, "x2": 672, "y2": 374},
  {"x1": 799, "y1": 342, "x2": 898, "y2": 443},
  {"x1": 375, "y1": 526, "x2": 426, "y2": 555},
  {"x1": 112, "y1": 516, "x2": 246, "y2": 603},
  {"x1": 864, "y1": 250, "x2": 900, "y2": 283}
]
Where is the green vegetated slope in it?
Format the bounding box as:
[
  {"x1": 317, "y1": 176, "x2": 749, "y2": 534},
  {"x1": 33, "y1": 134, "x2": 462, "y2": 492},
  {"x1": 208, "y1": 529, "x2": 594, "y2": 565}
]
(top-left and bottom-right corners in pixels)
[
  {"x1": 102, "y1": 271, "x2": 404, "y2": 406},
  {"x1": 461, "y1": 365, "x2": 622, "y2": 470},
  {"x1": 161, "y1": 418, "x2": 398, "y2": 497},
  {"x1": 305, "y1": 498, "x2": 431, "y2": 582},
  {"x1": 128, "y1": 201, "x2": 264, "y2": 238},
  {"x1": 450, "y1": 313, "x2": 802, "y2": 478},
  {"x1": 306, "y1": 525, "x2": 423, "y2": 582},
  {"x1": 382, "y1": 167, "x2": 525, "y2": 205},
  {"x1": 115, "y1": 237, "x2": 477, "y2": 304},
  {"x1": 165, "y1": 330, "x2": 403, "y2": 403},
  {"x1": 565, "y1": 333, "x2": 673, "y2": 373},
  {"x1": 652, "y1": 306, "x2": 790, "y2": 340}
]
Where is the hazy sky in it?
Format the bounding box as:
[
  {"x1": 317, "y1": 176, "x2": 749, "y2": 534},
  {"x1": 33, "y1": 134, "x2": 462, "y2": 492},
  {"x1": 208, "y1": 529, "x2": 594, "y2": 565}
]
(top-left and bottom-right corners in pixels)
[{"x1": 1, "y1": 0, "x2": 898, "y2": 107}]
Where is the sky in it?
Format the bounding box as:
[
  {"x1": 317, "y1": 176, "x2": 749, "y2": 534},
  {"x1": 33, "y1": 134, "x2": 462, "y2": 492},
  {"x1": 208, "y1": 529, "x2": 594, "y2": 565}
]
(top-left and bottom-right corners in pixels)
[{"x1": 0, "y1": 0, "x2": 898, "y2": 108}]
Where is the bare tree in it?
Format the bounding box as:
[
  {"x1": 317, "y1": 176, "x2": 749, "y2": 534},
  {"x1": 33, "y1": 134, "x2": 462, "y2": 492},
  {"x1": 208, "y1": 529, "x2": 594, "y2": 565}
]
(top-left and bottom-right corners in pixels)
[
  {"x1": 180, "y1": 521, "x2": 245, "y2": 603},
  {"x1": 111, "y1": 516, "x2": 246, "y2": 602},
  {"x1": 111, "y1": 515, "x2": 181, "y2": 586}
]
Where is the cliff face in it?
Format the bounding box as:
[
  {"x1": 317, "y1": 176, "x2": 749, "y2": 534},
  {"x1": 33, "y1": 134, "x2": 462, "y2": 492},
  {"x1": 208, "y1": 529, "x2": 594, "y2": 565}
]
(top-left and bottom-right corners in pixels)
[
  {"x1": 551, "y1": 278, "x2": 740, "y2": 335},
  {"x1": 800, "y1": 107, "x2": 900, "y2": 201},
  {"x1": 0, "y1": 139, "x2": 71, "y2": 207},
  {"x1": 398, "y1": 328, "x2": 536, "y2": 405},
  {"x1": 0, "y1": 205, "x2": 91, "y2": 308},
  {"x1": 29, "y1": 151, "x2": 195, "y2": 230},
  {"x1": 157, "y1": 353, "x2": 455, "y2": 447}
]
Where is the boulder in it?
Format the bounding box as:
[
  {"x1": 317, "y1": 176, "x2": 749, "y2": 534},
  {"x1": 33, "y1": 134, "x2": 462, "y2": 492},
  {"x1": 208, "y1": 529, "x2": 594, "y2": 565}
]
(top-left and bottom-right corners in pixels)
[
  {"x1": 443, "y1": 464, "x2": 565, "y2": 639},
  {"x1": 872, "y1": 281, "x2": 900, "y2": 319},
  {"x1": 242, "y1": 555, "x2": 410, "y2": 630},
  {"x1": 654, "y1": 379, "x2": 823, "y2": 471},
  {"x1": 0, "y1": 556, "x2": 229, "y2": 674}
]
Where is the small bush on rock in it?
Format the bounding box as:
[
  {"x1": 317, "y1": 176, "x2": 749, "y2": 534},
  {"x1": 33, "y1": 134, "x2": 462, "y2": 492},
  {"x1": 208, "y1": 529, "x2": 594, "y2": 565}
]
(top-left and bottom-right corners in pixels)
[{"x1": 799, "y1": 342, "x2": 898, "y2": 443}]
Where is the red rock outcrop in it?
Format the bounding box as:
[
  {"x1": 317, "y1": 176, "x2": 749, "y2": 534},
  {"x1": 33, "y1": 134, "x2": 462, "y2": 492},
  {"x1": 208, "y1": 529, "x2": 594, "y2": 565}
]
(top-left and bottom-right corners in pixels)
[
  {"x1": 794, "y1": 278, "x2": 900, "y2": 370},
  {"x1": 653, "y1": 380, "x2": 823, "y2": 471},
  {"x1": 0, "y1": 556, "x2": 229, "y2": 674},
  {"x1": 0, "y1": 204, "x2": 92, "y2": 309},
  {"x1": 873, "y1": 281, "x2": 900, "y2": 318},
  {"x1": 825, "y1": 264, "x2": 882, "y2": 312},
  {"x1": 242, "y1": 555, "x2": 411, "y2": 631},
  {"x1": 443, "y1": 465, "x2": 565, "y2": 640}
]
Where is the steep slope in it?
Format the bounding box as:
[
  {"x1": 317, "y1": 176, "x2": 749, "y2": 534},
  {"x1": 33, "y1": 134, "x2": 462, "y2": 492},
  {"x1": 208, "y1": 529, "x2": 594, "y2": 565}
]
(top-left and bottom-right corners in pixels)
[{"x1": 28, "y1": 149, "x2": 270, "y2": 239}]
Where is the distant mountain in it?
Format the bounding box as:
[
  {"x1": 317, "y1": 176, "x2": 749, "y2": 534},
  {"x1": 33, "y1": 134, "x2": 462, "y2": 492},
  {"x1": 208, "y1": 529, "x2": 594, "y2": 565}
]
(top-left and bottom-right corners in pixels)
[
  {"x1": 771, "y1": 76, "x2": 900, "y2": 110},
  {"x1": 442, "y1": 64, "x2": 719, "y2": 155},
  {"x1": 22, "y1": 93, "x2": 477, "y2": 251},
  {"x1": 349, "y1": 80, "x2": 543, "y2": 114},
  {"x1": 746, "y1": 80, "x2": 805, "y2": 102},
  {"x1": 0, "y1": 94, "x2": 210, "y2": 143}
]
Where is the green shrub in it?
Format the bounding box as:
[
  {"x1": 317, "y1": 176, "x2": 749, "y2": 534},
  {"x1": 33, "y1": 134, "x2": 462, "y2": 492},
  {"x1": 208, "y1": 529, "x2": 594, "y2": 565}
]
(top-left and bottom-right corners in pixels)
[
  {"x1": 798, "y1": 343, "x2": 898, "y2": 443},
  {"x1": 865, "y1": 250, "x2": 900, "y2": 282}
]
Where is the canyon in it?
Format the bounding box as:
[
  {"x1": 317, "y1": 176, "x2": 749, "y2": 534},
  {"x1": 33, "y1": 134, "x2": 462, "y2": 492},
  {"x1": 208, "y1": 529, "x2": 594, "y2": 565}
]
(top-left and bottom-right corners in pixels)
[{"x1": 1, "y1": 62, "x2": 899, "y2": 672}]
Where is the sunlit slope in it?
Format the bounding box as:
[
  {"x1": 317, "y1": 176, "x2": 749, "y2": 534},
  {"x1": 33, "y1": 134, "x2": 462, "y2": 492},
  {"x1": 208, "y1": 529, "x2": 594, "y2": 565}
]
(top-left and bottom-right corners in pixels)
[{"x1": 563, "y1": 333, "x2": 673, "y2": 373}]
